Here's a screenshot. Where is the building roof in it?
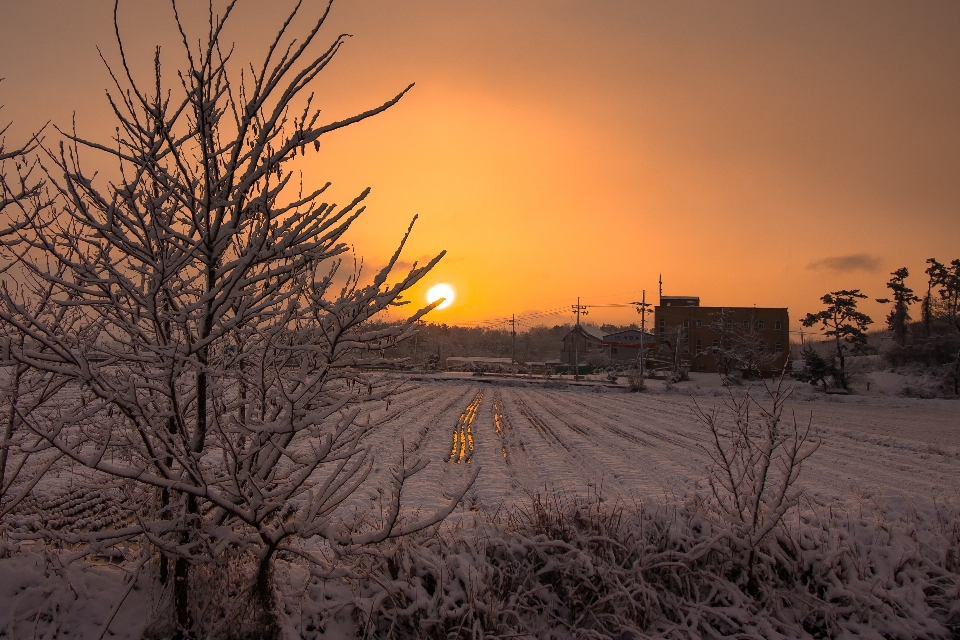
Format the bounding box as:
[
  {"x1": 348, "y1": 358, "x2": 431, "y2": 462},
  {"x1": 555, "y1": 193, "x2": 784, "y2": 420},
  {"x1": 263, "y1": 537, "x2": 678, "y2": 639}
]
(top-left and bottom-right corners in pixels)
[
  {"x1": 603, "y1": 329, "x2": 654, "y2": 340},
  {"x1": 659, "y1": 295, "x2": 700, "y2": 307},
  {"x1": 572, "y1": 325, "x2": 605, "y2": 341}
]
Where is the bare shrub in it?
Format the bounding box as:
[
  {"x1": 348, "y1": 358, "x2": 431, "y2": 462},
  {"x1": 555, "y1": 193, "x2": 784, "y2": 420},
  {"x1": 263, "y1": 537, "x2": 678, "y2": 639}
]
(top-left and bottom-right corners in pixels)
[
  {"x1": 625, "y1": 367, "x2": 645, "y2": 391},
  {"x1": 692, "y1": 374, "x2": 820, "y2": 591}
]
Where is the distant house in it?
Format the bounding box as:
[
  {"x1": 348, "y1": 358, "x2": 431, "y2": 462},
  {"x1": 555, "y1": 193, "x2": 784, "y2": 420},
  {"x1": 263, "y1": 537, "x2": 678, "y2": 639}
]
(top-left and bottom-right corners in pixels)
[
  {"x1": 446, "y1": 356, "x2": 513, "y2": 369},
  {"x1": 602, "y1": 329, "x2": 656, "y2": 364},
  {"x1": 654, "y1": 295, "x2": 790, "y2": 374},
  {"x1": 560, "y1": 325, "x2": 605, "y2": 365}
]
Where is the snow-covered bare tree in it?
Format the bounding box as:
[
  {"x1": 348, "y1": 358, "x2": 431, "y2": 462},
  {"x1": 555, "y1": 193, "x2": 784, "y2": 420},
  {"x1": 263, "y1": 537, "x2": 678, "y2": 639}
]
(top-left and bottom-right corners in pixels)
[
  {"x1": 708, "y1": 307, "x2": 737, "y2": 375},
  {"x1": 0, "y1": 1, "x2": 476, "y2": 635},
  {"x1": 714, "y1": 322, "x2": 778, "y2": 379},
  {"x1": 0, "y1": 83, "x2": 45, "y2": 250},
  {"x1": 654, "y1": 324, "x2": 689, "y2": 382},
  {"x1": 0, "y1": 91, "x2": 65, "y2": 524}
]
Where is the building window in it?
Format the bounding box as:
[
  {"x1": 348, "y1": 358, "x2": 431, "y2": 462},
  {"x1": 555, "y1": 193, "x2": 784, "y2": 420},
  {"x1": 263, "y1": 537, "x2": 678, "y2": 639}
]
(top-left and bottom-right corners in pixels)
[
  {"x1": 612, "y1": 347, "x2": 617, "y2": 354},
  {"x1": 696, "y1": 320, "x2": 702, "y2": 328},
  {"x1": 684, "y1": 343, "x2": 690, "y2": 353},
  {"x1": 757, "y1": 320, "x2": 765, "y2": 329},
  {"x1": 695, "y1": 339, "x2": 702, "y2": 354},
  {"x1": 743, "y1": 320, "x2": 750, "y2": 329},
  {"x1": 759, "y1": 341, "x2": 766, "y2": 352},
  {"x1": 697, "y1": 365, "x2": 707, "y2": 372},
  {"x1": 775, "y1": 320, "x2": 782, "y2": 330},
  {"x1": 712, "y1": 339, "x2": 718, "y2": 349},
  {"x1": 683, "y1": 319, "x2": 689, "y2": 328},
  {"x1": 775, "y1": 341, "x2": 782, "y2": 353}
]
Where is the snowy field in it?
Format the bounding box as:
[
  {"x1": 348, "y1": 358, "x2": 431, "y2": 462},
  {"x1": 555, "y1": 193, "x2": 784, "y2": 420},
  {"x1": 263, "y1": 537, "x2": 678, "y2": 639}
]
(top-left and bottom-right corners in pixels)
[
  {"x1": 2, "y1": 377, "x2": 958, "y2": 638},
  {"x1": 358, "y1": 378, "x2": 960, "y2": 518}
]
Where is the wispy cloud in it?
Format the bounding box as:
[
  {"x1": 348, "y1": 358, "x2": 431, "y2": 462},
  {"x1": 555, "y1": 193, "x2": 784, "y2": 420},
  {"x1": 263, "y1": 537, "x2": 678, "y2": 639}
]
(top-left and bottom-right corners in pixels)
[{"x1": 807, "y1": 253, "x2": 881, "y2": 274}]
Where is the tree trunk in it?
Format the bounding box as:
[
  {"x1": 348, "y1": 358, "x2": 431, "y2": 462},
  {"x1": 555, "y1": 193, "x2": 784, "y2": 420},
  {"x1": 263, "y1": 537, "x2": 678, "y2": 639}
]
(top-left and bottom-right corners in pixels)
[
  {"x1": 954, "y1": 348, "x2": 959, "y2": 396},
  {"x1": 834, "y1": 333, "x2": 847, "y2": 389},
  {"x1": 255, "y1": 548, "x2": 275, "y2": 609},
  {"x1": 174, "y1": 553, "x2": 191, "y2": 631},
  {"x1": 253, "y1": 542, "x2": 279, "y2": 637}
]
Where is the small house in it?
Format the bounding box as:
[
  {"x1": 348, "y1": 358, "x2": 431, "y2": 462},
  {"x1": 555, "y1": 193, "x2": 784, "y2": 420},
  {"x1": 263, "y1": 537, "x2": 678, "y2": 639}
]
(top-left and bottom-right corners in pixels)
[{"x1": 560, "y1": 325, "x2": 605, "y2": 365}]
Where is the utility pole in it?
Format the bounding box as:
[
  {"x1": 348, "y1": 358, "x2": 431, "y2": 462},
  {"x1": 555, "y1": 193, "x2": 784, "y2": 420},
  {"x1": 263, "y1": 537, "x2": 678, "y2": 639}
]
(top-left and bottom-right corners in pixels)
[
  {"x1": 632, "y1": 290, "x2": 653, "y2": 378},
  {"x1": 659, "y1": 274, "x2": 662, "y2": 301},
  {"x1": 412, "y1": 320, "x2": 419, "y2": 370},
  {"x1": 510, "y1": 313, "x2": 516, "y2": 366},
  {"x1": 571, "y1": 297, "x2": 588, "y2": 382}
]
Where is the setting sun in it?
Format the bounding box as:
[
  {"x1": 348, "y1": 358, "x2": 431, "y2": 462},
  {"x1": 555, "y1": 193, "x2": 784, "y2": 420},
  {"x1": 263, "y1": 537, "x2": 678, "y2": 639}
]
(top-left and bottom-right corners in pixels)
[{"x1": 426, "y1": 283, "x2": 455, "y2": 310}]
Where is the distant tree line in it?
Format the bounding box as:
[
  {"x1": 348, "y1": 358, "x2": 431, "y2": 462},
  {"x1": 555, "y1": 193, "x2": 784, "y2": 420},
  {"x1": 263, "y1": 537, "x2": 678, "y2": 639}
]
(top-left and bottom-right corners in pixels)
[
  {"x1": 368, "y1": 321, "x2": 641, "y2": 365},
  {"x1": 797, "y1": 260, "x2": 960, "y2": 394}
]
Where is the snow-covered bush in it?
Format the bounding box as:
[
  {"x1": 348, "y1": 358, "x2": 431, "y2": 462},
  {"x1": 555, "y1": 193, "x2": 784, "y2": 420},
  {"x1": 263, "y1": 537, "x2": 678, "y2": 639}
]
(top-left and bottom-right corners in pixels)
[
  {"x1": 625, "y1": 368, "x2": 644, "y2": 391},
  {"x1": 327, "y1": 491, "x2": 960, "y2": 638},
  {"x1": 0, "y1": 3, "x2": 474, "y2": 635}
]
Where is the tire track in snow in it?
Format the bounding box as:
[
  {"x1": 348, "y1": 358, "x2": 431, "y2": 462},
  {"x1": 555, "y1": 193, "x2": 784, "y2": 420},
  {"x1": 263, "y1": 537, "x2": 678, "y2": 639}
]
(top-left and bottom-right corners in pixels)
[
  {"x1": 404, "y1": 385, "x2": 476, "y2": 455},
  {"x1": 359, "y1": 384, "x2": 481, "y2": 516},
  {"x1": 447, "y1": 390, "x2": 483, "y2": 464},
  {"x1": 482, "y1": 390, "x2": 549, "y2": 499}
]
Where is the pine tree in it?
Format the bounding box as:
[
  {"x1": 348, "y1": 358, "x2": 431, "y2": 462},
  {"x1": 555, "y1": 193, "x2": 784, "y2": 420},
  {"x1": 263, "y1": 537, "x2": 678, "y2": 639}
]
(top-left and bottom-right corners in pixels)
[
  {"x1": 801, "y1": 290, "x2": 873, "y2": 390},
  {"x1": 875, "y1": 267, "x2": 919, "y2": 345}
]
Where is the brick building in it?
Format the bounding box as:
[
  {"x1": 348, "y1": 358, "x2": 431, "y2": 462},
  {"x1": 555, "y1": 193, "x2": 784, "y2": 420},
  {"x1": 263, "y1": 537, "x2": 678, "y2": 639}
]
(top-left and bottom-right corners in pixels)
[{"x1": 654, "y1": 296, "x2": 789, "y2": 374}]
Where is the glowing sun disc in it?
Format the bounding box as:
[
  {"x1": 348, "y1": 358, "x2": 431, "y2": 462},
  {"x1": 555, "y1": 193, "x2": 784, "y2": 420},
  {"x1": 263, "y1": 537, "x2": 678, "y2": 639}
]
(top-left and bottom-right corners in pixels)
[{"x1": 426, "y1": 283, "x2": 455, "y2": 310}]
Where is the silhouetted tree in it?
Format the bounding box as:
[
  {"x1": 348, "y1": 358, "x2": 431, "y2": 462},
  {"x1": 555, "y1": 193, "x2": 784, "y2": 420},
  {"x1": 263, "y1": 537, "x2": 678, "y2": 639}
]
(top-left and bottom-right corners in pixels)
[
  {"x1": 922, "y1": 259, "x2": 938, "y2": 338},
  {"x1": 801, "y1": 290, "x2": 872, "y2": 390},
  {"x1": 926, "y1": 258, "x2": 960, "y2": 394},
  {"x1": 875, "y1": 267, "x2": 919, "y2": 346}
]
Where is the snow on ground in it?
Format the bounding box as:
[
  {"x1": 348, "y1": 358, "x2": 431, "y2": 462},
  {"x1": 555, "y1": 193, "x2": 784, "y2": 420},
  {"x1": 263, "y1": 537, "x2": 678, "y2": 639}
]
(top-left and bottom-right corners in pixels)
[
  {"x1": 357, "y1": 377, "x2": 960, "y2": 522},
  {"x1": 2, "y1": 376, "x2": 957, "y2": 638}
]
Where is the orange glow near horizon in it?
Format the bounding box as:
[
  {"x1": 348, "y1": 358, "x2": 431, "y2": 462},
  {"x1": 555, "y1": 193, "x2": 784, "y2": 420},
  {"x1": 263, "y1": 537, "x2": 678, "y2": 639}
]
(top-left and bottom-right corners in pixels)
[{"x1": 1, "y1": 1, "x2": 958, "y2": 334}]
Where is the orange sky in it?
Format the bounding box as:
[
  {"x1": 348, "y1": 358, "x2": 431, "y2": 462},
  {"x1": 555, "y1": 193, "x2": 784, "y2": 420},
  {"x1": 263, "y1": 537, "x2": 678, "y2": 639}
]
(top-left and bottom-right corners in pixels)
[{"x1": 2, "y1": 1, "x2": 958, "y2": 336}]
